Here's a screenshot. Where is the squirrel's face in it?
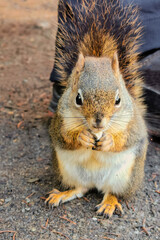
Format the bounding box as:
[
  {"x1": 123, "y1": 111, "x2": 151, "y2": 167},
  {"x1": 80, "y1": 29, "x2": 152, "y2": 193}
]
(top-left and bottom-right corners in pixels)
[
  {"x1": 59, "y1": 53, "x2": 133, "y2": 135},
  {"x1": 74, "y1": 87, "x2": 122, "y2": 134}
]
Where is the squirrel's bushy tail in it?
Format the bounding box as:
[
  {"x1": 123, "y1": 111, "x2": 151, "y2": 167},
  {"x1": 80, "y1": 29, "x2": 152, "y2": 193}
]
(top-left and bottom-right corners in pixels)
[{"x1": 51, "y1": 0, "x2": 144, "y2": 112}]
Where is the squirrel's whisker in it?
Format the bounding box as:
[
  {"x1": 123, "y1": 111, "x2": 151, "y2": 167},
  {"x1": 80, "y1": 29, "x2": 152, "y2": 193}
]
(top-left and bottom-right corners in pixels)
[
  {"x1": 61, "y1": 121, "x2": 84, "y2": 129},
  {"x1": 68, "y1": 123, "x2": 87, "y2": 132},
  {"x1": 63, "y1": 117, "x2": 86, "y2": 119},
  {"x1": 110, "y1": 119, "x2": 130, "y2": 124}
]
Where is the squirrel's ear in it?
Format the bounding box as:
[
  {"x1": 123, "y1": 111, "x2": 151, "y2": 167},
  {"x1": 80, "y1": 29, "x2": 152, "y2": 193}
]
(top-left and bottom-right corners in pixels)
[
  {"x1": 71, "y1": 53, "x2": 85, "y2": 90},
  {"x1": 75, "y1": 53, "x2": 85, "y2": 73},
  {"x1": 111, "y1": 52, "x2": 120, "y2": 77}
]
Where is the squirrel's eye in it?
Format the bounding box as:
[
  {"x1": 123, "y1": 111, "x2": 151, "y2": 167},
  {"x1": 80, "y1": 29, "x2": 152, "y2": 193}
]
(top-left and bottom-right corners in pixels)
[
  {"x1": 76, "y1": 93, "x2": 83, "y2": 106},
  {"x1": 115, "y1": 94, "x2": 121, "y2": 107}
]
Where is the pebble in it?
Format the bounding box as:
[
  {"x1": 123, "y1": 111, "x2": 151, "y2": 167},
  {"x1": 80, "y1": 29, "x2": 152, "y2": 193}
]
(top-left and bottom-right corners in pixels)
[
  {"x1": 25, "y1": 207, "x2": 30, "y2": 211},
  {"x1": 23, "y1": 79, "x2": 28, "y2": 83},
  {"x1": 72, "y1": 234, "x2": 78, "y2": 239},
  {"x1": 5, "y1": 197, "x2": 12, "y2": 203},
  {"x1": 35, "y1": 21, "x2": 51, "y2": 29},
  {"x1": 0, "y1": 199, "x2": 5, "y2": 204},
  {"x1": 31, "y1": 227, "x2": 37, "y2": 232},
  {"x1": 27, "y1": 178, "x2": 39, "y2": 183}
]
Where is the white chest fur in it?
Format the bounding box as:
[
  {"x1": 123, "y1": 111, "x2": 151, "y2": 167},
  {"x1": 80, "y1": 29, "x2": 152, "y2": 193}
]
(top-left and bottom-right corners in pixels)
[{"x1": 56, "y1": 146, "x2": 136, "y2": 195}]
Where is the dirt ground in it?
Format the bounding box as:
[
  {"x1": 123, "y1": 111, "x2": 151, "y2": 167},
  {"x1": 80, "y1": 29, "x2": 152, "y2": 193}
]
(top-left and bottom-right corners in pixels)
[{"x1": 0, "y1": 1, "x2": 160, "y2": 240}]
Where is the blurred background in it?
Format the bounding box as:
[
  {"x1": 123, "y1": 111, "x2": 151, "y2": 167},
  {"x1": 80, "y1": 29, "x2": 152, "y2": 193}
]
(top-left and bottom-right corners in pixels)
[{"x1": 0, "y1": 0, "x2": 58, "y2": 124}]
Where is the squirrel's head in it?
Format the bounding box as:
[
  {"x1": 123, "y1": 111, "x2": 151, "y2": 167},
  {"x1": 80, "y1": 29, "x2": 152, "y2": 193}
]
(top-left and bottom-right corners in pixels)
[{"x1": 58, "y1": 52, "x2": 133, "y2": 136}]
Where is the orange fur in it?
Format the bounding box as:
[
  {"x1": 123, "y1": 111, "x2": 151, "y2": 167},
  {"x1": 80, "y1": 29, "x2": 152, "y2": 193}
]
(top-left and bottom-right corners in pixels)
[{"x1": 96, "y1": 194, "x2": 123, "y2": 217}]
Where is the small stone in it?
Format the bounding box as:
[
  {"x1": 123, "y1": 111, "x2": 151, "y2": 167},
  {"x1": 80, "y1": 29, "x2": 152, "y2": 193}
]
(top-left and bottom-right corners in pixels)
[
  {"x1": 23, "y1": 79, "x2": 28, "y2": 83},
  {"x1": 35, "y1": 21, "x2": 51, "y2": 29},
  {"x1": 31, "y1": 227, "x2": 36, "y2": 232},
  {"x1": 22, "y1": 208, "x2": 25, "y2": 213},
  {"x1": 72, "y1": 234, "x2": 78, "y2": 239},
  {"x1": 25, "y1": 207, "x2": 30, "y2": 211},
  {"x1": 0, "y1": 199, "x2": 5, "y2": 205},
  {"x1": 27, "y1": 178, "x2": 39, "y2": 183},
  {"x1": 5, "y1": 197, "x2": 12, "y2": 203}
]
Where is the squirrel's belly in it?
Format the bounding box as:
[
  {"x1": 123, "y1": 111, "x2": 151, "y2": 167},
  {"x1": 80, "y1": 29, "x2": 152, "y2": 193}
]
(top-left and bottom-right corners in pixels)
[{"x1": 56, "y1": 146, "x2": 136, "y2": 194}]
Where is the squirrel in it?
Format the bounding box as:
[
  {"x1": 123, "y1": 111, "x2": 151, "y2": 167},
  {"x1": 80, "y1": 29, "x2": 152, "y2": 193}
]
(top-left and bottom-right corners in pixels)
[{"x1": 46, "y1": 0, "x2": 148, "y2": 218}]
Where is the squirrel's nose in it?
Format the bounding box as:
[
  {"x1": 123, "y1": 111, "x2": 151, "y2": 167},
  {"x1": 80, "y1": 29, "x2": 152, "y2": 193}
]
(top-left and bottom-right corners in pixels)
[
  {"x1": 96, "y1": 118, "x2": 102, "y2": 126},
  {"x1": 93, "y1": 113, "x2": 104, "y2": 128}
]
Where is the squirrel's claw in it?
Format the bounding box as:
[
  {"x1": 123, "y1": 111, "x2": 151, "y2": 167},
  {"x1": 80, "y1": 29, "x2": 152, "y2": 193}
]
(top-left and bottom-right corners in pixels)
[
  {"x1": 78, "y1": 130, "x2": 95, "y2": 148},
  {"x1": 45, "y1": 188, "x2": 85, "y2": 208},
  {"x1": 95, "y1": 194, "x2": 123, "y2": 218},
  {"x1": 95, "y1": 133, "x2": 113, "y2": 151}
]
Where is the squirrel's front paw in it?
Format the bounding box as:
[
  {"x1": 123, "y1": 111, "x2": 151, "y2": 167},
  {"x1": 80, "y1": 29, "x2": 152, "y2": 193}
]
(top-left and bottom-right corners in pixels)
[
  {"x1": 95, "y1": 133, "x2": 113, "y2": 151},
  {"x1": 78, "y1": 129, "x2": 95, "y2": 148}
]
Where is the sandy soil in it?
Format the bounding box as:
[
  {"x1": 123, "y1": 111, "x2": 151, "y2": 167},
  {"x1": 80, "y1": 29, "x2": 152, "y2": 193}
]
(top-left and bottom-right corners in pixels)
[{"x1": 0, "y1": 1, "x2": 160, "y2": 240}]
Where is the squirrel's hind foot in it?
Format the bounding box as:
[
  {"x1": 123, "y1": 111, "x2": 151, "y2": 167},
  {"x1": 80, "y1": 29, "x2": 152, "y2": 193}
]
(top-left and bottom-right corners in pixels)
[
  {"x1": 95, "y1": 194, "x2": 123, "y2": 218},
  {"x1": 45, "y1": 188, "x2": 86, "y2": 208}
]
